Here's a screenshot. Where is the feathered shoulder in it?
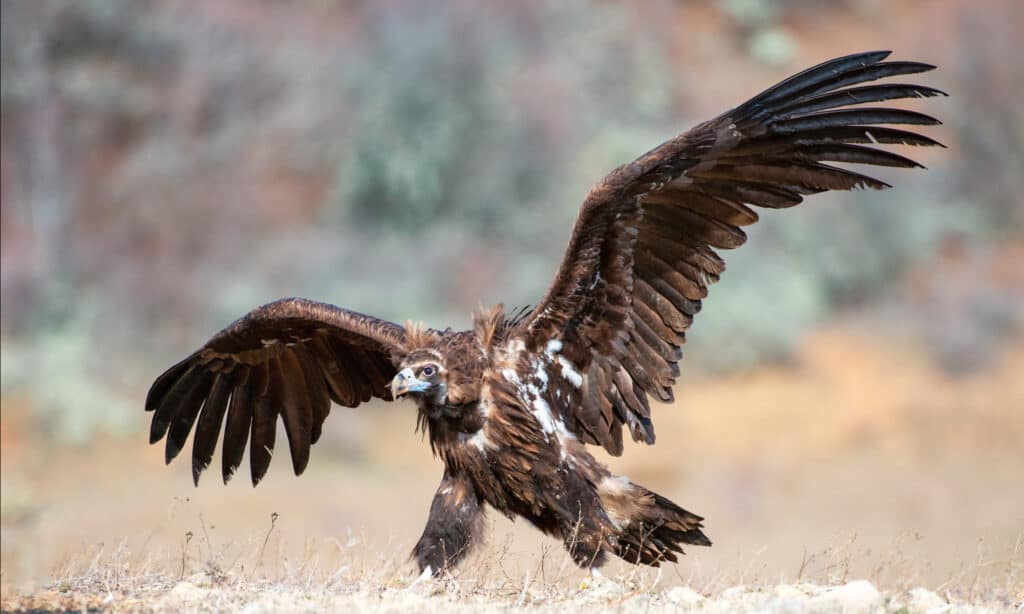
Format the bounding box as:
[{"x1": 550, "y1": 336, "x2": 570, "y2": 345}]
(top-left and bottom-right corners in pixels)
[{"x1": 472, "y1": 304, "x2": 531, "y2": 357}]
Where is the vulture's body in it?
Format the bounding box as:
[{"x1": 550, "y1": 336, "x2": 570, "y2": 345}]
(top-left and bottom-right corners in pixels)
[{"x1": 146, "y1": 51, "x2": 944, "y2": 575}]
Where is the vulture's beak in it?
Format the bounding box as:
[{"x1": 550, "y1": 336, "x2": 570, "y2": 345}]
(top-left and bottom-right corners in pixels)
[{"x1": 391, "y1": 367, "x2": 429, "y2": 398}]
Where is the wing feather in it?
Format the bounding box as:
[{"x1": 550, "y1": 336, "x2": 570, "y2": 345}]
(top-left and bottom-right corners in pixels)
[
  {"x1": 162, "y1": 368, "x2": 216, "y2": 463},
  {"x1": 772, "y1": 83, "x2": 947, "y2": 117},
  {"x1": 222, "y1": 367, "x2": 253, "y2": 484},
  {"x1": 293, "y1": 345, "x2": 332, "y2": 445},
  {"x1": 277, "y1": 348, "x2": 313, "y2": 477},
  {"x1": 512, "y1": 51, "x2": 943, "y2": 455},
  {"x1": 191, "y1": 373, "x2": 233, "y2": 485},
  {"x1": 145, "y1": 297, "x2": 407, "y2": 485},
  {"x1": 250, "y1": 368, "x2": 279, "y2": 486}
]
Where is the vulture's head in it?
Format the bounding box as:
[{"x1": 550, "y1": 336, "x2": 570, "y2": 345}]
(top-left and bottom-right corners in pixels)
[{"x1": 391, "y1": 349, "x2": 448, "y2": 404}]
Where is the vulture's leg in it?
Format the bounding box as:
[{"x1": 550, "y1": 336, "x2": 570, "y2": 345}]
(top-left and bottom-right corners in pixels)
[{"x1": 412, "y1": 471, "x2": 484, "y2": 576}]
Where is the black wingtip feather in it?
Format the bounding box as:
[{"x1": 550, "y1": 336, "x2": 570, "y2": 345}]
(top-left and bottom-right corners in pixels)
[
  {"x1": 744, "y1": 50, "x2": 893, "y2": 108},
  {"x1": 165, "y1": 436, "x2": 183, "y2": 465},
  {"x1": 221, "y1": 383, "x2": 252, "y2": 485},
  {"x1": 249, "y1": 388, "x2": 277, "y2": 486},
  {"x1": 145, "y1": 356, "x2": 193, "y2": 413},
  {"x1": 772, "y1": 108, "x2": 942, "y2": 135},
  {"x1": 736, "y1": 55, "x2": 940, "y2": 126},
  {"x1": 774, "y1": 83, "x2": 948, "y2": 119},
  {"x1": 191, "y1": 375, "x2": 232, "y2": 486},
  {"x1": 149, "y1": 421, "x2": 168, "y2": 445},
  {"x1": 149, "y1": 362, "x2": 210, "y2": 447}
]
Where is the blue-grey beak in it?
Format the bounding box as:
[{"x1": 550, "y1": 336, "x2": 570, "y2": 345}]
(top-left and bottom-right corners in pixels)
[{"x1": 391, "y1": 367, "x2": 430, "y2": 398}]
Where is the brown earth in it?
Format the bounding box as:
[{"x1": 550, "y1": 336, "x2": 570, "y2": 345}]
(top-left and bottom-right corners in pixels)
[{"x1": 3, "y1": 326, "x2": 1022, "y2": 606}]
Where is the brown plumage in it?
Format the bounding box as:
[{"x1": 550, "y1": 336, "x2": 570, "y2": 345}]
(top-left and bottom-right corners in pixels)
[{"x1": 146, "y1": 51, "x2": 944, "y2": 575}]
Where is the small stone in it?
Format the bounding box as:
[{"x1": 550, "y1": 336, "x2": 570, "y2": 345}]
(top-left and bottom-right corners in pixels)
[
  {"x1": 794, "y1": 582, "x2": 827, "y2": 597},
  {"x1": 579, "y1": 575, "x2": 624, "y2": 601},
  {"x1": 720, "y1": 585, "x2": 749, "y2": 600},
  {"x1": 907, "y1": 587, "x2": 947, "y2": 612},
  {"x1": 776, "y1": 584, "x2": 809, "y2": 600},
  {"x1": 667, "y1": 586, "x2": 705, "y2": 606},
  {"x1": 768, "y1": 585, "x2": 814, "y2": 613},
  {"x1": 623, "y1": 592, "x2": 651, "y2": 607},
  {"x1": 810, "y1": 580, "x2": 882, "y2": 613},
  {"x1": 164, "y1": 581, "x2": 208, "y2": 604}
]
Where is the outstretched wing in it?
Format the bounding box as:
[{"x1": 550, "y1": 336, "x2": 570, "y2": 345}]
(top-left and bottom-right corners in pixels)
[
  {"x1": 511, "y1": 51, "x2": 944, "y2": 455},
  {"x1": 146, "y1": 297, "x2": 406, "y2": 485}
]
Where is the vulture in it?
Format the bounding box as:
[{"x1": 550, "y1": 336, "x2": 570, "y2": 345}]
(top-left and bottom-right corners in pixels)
[{"x1": 146, "y1": 51, "x2": 944, "y2": 575}]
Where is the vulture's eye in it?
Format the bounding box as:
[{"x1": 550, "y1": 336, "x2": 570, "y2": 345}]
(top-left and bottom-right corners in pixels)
[{"x1": 421, "y1": 365, "x2": 437, "y2": 377}]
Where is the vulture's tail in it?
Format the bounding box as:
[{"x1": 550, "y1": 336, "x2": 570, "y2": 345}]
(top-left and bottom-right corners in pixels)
[{"x1": 598, "y1": 476, "x2": 711, "y2": 566}]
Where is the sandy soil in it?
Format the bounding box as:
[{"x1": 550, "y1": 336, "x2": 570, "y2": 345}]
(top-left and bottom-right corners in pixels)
[
  {"x1": 4, "y1": 576, "x2": 1020, "y2": 613},
  {"x1": 3, "y1": 327, "x2": 1023, "y2": 611}
]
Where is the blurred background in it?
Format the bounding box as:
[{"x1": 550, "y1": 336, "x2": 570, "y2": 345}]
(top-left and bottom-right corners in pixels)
[{"x1": 2, "y1": 0, "x2": 1022, "y2": 594}]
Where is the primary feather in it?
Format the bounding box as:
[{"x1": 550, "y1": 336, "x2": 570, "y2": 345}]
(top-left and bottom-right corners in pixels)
[{"x1": 516, "y1": 50, "x2": 945, "y2": 455}]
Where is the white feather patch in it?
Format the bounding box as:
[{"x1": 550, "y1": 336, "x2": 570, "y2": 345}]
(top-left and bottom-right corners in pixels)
[
  {"x1": 502, "y1": 368, "x2": 522, "y2": 385},
  {"x1": 531, "y1": 396, "x2": 556, "y2": 435},
  {"x1": 555, "y1": 418, "x2": 577, "y2": 461},
  {"x1": 600, "y1": 475, "x2": 633, "y2": 495},
  {"x1": 469, "y1": 430, "x2": 493, "y2": 452},
  {"x1": 556, "y1": 356, "x2": 583, "y2": 388},
  {"x1": 535, "y1": 362, "x2": 549, "y2": 385}
]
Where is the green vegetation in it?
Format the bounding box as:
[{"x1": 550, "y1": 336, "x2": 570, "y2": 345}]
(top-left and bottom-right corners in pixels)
[{"x1": 1, "y1": 1, "x2": 1021, "y2": 440}]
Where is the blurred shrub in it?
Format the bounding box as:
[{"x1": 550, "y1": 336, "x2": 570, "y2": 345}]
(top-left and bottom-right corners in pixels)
[
  {"x1": 1, "y1": 296, "x2": 136, "y2": 443},
  {"x1": 1, "y1": 0, "x2": 1021, "y2": 440},
  {"x1": 331, "y1": 2, "x2": 674, "y2": 235}
]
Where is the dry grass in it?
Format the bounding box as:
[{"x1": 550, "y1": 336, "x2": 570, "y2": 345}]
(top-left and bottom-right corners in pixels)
[
  {"x1": 3, "y1": 328, "x2": 1024, "y2": 611},
  {"x1": 2, "y1": 526, "x2": 1021, "y2": 612}
]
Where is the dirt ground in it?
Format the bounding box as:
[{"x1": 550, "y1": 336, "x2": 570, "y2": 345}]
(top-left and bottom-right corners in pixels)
[{"x1": 2, "y1": 324, "x2": 1023, "y2": 610}]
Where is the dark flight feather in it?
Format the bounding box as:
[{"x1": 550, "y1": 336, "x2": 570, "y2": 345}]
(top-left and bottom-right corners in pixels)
[
  {"x1": 278, "y1": 349, "x2": 313, "y2": 476},
  {"x1": 773, "y1": 83, "x2": 947, "y2": 118},
  {"x1": 191, "y1": 373, "x2": 233, "y2": 485},
  {"x1": 222, "y1": 372, "x2": 253, "y2": 484},
  {"x1": 513, "y1": 50, "x2": 943, "y2": 455},
  {"x1": 145, "y1": 297, "x2": 407, "y2": 484},
  {"x1": 163, "y1": 368, "x2": 215, "y2": 463},
  {"x1": 740, "y1": 50, "x2": 895, "y2": 108},
  {"x1": 771, "y1": 108, "x2": 940, "y2": 133},
  {"x1": 249, "y1": 380, "x2": 277, "y2": 486}
]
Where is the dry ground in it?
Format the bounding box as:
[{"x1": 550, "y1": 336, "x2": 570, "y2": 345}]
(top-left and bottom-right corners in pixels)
[{"x1": 3, "y1": 326, "x2": 1023, "y2": 611}]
